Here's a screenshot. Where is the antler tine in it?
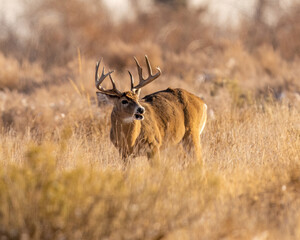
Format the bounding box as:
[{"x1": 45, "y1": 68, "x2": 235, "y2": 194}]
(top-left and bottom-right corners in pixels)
[
  {"x1": 134, "y1": 57, "x2": 143, "y2": 82},
  {"x1": 146, "y1": 55, "x2": 161, "y2": 79},
  {"x1": 95, "y1": 59, "x2": 102, "y2": 90},
  {"x1": 145, "y1": 55, "x2": 153, "y2": 75},
  {"x1": 132, "y1": 55, "x2": 162, "y2": 91},
  {"x1": 128, "y1": 71, "x2": 134, "y2": 91},
  {"x1": 108, "y1": 74, "x2": 121, "y2": 95},
  {"x1": 95, "y1": 58, "x2": 121, "y2": 96}
]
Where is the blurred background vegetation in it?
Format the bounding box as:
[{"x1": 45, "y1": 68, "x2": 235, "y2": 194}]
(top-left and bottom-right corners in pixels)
[
  {"x1": 0, "y1": 0, "x2": 299, "y2": 132},
  {"x1": 1, "y1": 0, "x2": 300, "y2": 93}
]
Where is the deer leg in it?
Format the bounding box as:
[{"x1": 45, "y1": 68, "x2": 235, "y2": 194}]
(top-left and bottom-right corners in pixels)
[
  {"x1": 181, "y1": 133, "x2": 203, "y2": 167},
  {"x1": 120, "y1": 147, "x2": 132, "y2": 167},
  {"x1": 147, "y1": 146, "x2": 160, "y2": 167}
]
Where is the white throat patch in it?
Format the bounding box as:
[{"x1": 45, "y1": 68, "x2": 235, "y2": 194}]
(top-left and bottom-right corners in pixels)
[{"x1": 122, "y1": 117, "x2": 134, "y2": 124}]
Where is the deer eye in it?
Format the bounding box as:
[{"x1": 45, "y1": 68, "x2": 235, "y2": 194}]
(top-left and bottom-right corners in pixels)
[{"x1": 121, "y1": 100, "x2": 129, "y2": 105}]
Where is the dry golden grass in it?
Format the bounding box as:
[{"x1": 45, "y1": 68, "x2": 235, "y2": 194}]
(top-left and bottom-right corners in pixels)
[
  {"x1": 0, "y1": 91, "x2": 299, "y2": 239},
  {"x1": 1, "y1": 0, "x2": 300, "y2": 239}
]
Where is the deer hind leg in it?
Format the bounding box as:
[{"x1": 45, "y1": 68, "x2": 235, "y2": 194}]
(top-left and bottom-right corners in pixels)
[{"x1": 181, "y1": 132, "x2": 203, "y2": 166}]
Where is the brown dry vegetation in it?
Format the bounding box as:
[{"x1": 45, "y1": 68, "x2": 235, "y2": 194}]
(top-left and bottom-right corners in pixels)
[{"x1": 0, "y1": 0, "x2": 300, "y2": 239}]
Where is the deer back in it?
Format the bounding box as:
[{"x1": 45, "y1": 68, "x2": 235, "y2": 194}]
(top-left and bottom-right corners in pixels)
[{"x1": 136, "y1": 88, "x2": 206, "y2": 151}]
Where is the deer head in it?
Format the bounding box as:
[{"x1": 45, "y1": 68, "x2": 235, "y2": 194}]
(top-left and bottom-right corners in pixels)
[{"x1": 95, "y1": 56, "x2": 161, "y2": 123}]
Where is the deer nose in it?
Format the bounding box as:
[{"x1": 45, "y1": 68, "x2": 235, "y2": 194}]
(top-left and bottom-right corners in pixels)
[{"x1": 137, "y1": 106, "x2": 145, "y2": 114}]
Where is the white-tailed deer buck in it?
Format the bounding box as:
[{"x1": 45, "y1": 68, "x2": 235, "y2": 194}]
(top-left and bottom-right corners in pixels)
[{"x1": 95, "y1": 56, "x2": 207, "y2": 165}]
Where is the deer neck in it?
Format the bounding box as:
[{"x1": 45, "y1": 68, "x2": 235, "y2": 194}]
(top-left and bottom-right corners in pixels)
[{"x1": 110, "y1": 111, "x2": 142, "y2": 148}]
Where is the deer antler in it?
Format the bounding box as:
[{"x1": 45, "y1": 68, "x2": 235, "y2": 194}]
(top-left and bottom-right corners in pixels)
[
  {"x1": 129, "y1": 55, "x2": 161, "y2": 92},
  {"x1": 95, "y1": 59, "x2": 122, "y2": 97}
]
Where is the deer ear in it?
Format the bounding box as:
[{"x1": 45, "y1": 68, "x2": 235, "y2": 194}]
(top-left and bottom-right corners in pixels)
[{"x1": 96, "y1": 92, "x2": 119, "y2": 105}]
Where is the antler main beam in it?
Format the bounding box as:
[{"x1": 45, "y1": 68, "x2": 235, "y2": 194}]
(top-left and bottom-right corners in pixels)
[
  {"x1": 95, "y1": 59, "x2": 122, "y2": 97},
  {"x1": 130, "y1": 55, "x2": 161, "y2": 92}
]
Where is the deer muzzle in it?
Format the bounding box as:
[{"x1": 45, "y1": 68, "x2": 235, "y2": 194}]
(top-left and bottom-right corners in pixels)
[{"x1": 134, "y1": 106, "x2": 145, "y2": 120}]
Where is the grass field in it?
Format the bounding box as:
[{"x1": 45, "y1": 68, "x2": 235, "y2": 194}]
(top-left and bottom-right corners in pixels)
[{"x1": 0, "y1": 0, "x2": 300, "y2": 239}]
